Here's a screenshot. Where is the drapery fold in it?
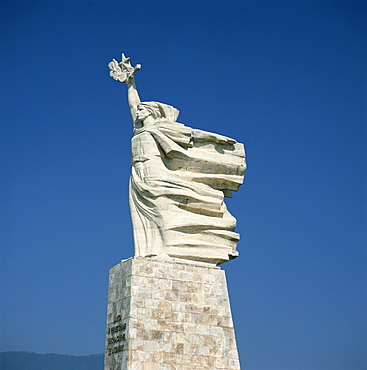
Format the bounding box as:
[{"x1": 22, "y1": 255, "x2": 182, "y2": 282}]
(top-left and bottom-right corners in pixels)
[{"x1": 129, "y1": 120, "x2": 246, "y2": 264}]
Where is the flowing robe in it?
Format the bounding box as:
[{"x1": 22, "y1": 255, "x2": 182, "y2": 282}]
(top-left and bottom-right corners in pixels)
[{"x1": 129, "y1": 120, "x2": 246, "y2": 264}]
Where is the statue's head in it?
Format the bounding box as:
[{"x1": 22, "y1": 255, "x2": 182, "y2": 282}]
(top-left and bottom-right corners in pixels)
[{"x1": 137, "y1": 102, "x2": 179, "y2": 123}]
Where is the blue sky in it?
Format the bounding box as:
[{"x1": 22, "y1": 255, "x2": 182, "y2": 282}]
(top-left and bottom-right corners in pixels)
[{"x1": 1, "y1": 1, "x2": 366, "y2": 369}]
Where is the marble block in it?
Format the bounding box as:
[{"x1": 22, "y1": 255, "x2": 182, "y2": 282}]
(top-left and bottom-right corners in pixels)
[{"x1": 104, "y1": 257, "x2": 241, "y2": 370}]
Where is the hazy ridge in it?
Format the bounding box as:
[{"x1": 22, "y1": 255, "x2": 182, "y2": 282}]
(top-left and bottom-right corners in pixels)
[{"x1": 0, "y1": 351, "x2": 103, "y2": 370}]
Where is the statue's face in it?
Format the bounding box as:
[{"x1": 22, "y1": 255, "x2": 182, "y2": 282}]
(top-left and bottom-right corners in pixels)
[{"x1": 136, "y1": 105, "x2": 151, "y2": 121}]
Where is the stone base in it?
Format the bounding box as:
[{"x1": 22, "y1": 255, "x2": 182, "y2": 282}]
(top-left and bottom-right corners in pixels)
[{"x1": 104, "y1": 257, "x2": 240, "y2": 370}]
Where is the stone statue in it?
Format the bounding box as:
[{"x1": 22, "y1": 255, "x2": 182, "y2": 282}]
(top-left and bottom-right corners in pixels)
[{"x1": 108, "y1": 54, "x2": 246, "y2": 265}]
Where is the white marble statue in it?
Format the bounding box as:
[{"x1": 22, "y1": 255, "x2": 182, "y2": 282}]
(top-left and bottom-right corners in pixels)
[{"x1": 108, "y1": 54, "x2": 246, "y2": 265}]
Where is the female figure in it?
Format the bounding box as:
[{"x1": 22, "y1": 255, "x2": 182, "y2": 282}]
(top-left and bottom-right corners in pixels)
[{"x1": 109, "y1": 55, "x2": 246, "y2": 265}]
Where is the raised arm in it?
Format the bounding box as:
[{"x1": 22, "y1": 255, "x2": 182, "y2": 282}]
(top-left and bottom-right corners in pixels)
[
  {"x1": 108, "y1": 54, "x2": 142, "y2": 124},
  {"x1": 126, "y1": 77, "x2": 141, "y2": 123}
]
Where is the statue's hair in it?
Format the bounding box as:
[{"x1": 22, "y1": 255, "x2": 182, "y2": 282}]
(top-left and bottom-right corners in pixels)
[
  {"x1": 139, "y1": 102, "x2": 163, "y2": 120},
  {"x1": 140, "y1": 101, "x2": 179, "y2": 122}
]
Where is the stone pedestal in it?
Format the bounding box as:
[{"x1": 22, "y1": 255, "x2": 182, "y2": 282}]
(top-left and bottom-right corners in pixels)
[{"x1": 104, "y1": 257, "x2": 241, "y2": 370}]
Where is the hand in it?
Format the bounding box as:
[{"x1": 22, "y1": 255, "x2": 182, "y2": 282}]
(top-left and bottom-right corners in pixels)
[
  {"x1": 214, "y1": 134, "x2": 236, "y2": 145},
  {"x1": 193, "y1": 130, "x2": 236, "y2": 145},
  {"x1": 108, "y1": 54, "x2": 141, "y2": 84},
  {"x1": 108, "y1": 59, "x2": 128, "y2": 83}
]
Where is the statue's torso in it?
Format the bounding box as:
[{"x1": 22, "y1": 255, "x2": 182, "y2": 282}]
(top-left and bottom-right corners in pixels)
[{"x1": 131, "y1": 130, "x2": 166, "y2": 182}]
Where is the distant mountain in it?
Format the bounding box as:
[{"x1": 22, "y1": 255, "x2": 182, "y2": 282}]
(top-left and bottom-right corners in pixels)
[{"x1": 0, "y1": 351, "x2": 104, "y2": 370}]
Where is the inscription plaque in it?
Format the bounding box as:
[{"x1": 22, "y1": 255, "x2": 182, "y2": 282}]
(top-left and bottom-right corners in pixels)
[{"x1": 106, "y1": 315, "x2": 126, "y2": 356}]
